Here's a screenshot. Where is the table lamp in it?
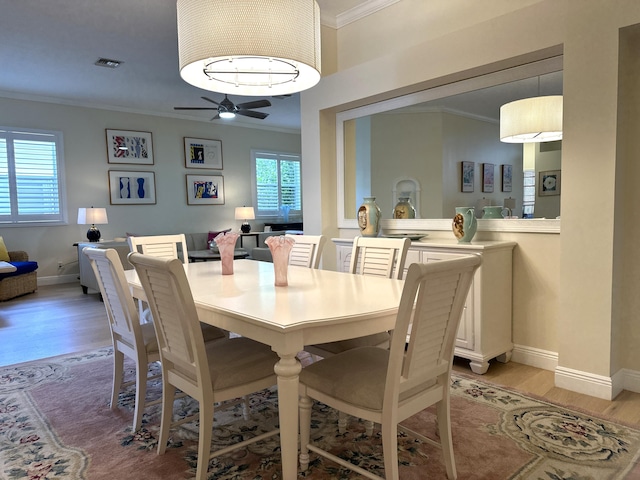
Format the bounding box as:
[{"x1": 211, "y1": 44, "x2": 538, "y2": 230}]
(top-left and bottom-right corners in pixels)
[
  {"x1": 235, "y1": 206, "x2": 255, "y2": 233},
  {"x1": 77, "y1": 207, "x2": 108, "y2": 242}
]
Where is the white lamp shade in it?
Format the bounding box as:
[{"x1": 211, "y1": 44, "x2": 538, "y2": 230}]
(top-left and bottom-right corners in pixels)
[
  {"x1": 235, "y1": 206, "x2": 255, "y2": 220},
  {"x1": 177, "y1": 0, "x2": 321, "y2": 96},
  {"x1": 77, "y1": 207, "x2": 108, "y2": 225},
  {"x1": 500, "y1": 95, "x2": 563, "y2": 143}
]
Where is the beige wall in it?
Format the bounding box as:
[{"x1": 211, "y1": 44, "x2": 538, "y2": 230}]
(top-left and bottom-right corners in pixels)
[
  {"x1": 301, "y1": 0, "x2": 640, "y2": 394},
  {"x1": 0, "y1": 97, "x2": 301, "y2": 279}
]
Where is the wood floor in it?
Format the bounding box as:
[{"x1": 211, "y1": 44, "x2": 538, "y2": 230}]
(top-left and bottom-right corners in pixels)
[{"x1": 2, "y1": 283, "x2": 640, "y2": 426}]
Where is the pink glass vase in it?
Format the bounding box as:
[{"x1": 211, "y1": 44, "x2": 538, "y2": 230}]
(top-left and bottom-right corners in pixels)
[
  {"x1": 214, "y1": 232, "x2": 239, "y2": 275},
  {"x1": 265, "y1": 235, "x2": 295, "y2": 286}
]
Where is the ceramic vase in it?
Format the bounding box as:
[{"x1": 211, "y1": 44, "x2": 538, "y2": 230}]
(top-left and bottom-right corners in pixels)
[
  {"x1": 452, "y1": 207, "x2": 477, "y2": 243},
  {"x1": 357, "y1": 197, "x2": 381, "y2": 237},
  {"x1": 393, "y1": 196, "x2": 416, "y2": 219}
]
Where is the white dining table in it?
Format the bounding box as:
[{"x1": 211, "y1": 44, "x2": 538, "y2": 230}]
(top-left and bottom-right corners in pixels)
[{"x1": 124, "y1": 258, "x2": 403, "y2": 480}]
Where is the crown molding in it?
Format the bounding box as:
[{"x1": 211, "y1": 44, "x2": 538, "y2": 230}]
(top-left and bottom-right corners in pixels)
[{"x1": 321, "y1": 0, "x2": 400, "y2": 29}]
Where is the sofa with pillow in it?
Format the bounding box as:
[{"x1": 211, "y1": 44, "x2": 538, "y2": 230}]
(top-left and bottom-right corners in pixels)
[{"x1": 0, "y1": 236, "x2": 38, "y2": 301}]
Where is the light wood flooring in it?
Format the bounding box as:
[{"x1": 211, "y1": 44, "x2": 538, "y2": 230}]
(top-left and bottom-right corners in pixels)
[{"x1": 2, "y1": 283, "x2": 640, "y2": 426}]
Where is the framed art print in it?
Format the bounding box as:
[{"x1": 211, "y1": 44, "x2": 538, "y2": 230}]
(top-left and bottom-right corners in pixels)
[
  {"x1": 186, "y1": 174, "x2": 225, "y2": 205},
  {"x1": 461, "y1": 161, "x2": 474, "y2": 192},
  {"x1": 108, "y1": 170, "x2": 156, "y2": 204},
  {"x1": 483, "y1": 163, "x2": 494, "y2": 193},
  {"x1": 184, "y1": 137, "x2": 223, "y2": 169},
  {"x1": 502, "y1": 164, "x2": 513, "y2": 192},
  {"x1": 106, "y1": 129, "x2": 154, "y2": 165},
  {"x1": 539, "y1": 170, "x2": 561, "y2": 196}
]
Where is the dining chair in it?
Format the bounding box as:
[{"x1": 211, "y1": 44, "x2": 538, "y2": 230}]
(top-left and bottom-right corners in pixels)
[
  {"x1": 305, "y1": 236, "x2": 411, "y2": 435},
  {"x1": 127, "y1": 234, "x2": 189, "y2": 264},
  {"x1": 83, "y1": 247, "x2": 163, "y2": 432},
  {"x1": 286, "y1": 234, "x2": 326, "y2": 268},
  {"x1": 299, "y1": 256, "x2": 481, "y2": 480},
  {"x1": 305, "y1": 236, "x2": 411, "y2": 358},
  {"x1": 127, "y1": 234, "x2": 229, "y2": 340},
  {"x1": 128, "y1": 252, "x2": 280, "y2": 480}
]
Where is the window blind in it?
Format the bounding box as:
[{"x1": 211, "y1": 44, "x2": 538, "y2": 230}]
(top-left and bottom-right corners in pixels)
[{"x1": 0, "y1": 128, "x2": 66, "y2": 224}]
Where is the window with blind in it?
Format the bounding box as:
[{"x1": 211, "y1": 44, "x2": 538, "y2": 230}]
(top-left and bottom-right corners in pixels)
[
  {"x1": 523, "y1": 170, "x2": 535, "y2": 218},
  {"x1": 0, "y1": 128, "x2": 67, "y2": 225},
  {"x1": 251, "y1": 150, "x2": 302, "y2": 217}
]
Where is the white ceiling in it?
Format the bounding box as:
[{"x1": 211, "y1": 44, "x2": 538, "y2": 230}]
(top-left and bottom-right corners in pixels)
[
  {"x1": 0, "y1": 0, "x2": 560, "y2": 132},
  {"x1": 0, "y1": 0, "x2": 388, "y2": 132}
]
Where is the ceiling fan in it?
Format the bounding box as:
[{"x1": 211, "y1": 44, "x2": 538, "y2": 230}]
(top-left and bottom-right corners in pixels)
[{"x1": 174, "y1": 95, "x2": 271, "y2": 120}]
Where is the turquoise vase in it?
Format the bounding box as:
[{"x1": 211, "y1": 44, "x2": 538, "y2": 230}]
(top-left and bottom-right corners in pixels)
[
  {"x1": 452, "y1": 207, "x2": 477, "y2": 243},
  {"x1": 357, "y1": 197, "x2": 381, "y2": 237}
]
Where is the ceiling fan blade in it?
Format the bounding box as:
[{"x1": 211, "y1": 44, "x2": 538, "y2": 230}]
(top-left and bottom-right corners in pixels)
[
  {"x1": 236, "y1": 99, "x2": 271, "y2": 110},
  {"x1": 237, "y1": 110, "x2": 269, "y2": 119},
  {"x1": 211, "y1": 113, "x2": 221, "y2": 121},
  {"x1": 174, "y1": 107, "x2": 219, "y2": 110},
  {"x1": 201, "y1": 96, "x2": 221, "y2": 106}
]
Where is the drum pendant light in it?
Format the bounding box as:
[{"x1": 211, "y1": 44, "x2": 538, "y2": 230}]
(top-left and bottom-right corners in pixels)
[
  {"x1": 500, "y1": 95, "x2": 563, "y2": 143},
  {"x1": 177, "y1": 0, "x2": 321, "y2": 97}
]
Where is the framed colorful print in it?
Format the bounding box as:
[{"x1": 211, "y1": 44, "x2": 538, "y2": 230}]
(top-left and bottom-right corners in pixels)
[
  {"x1": 483, "y1": 163, "x2": 495, "y2": 193},
  {"x1": 186, "y1": 174, "x2": 225, "y2": 205},
  {"x1": 539, "y1": 170, "x2": 561, "y2": 196},
  {"x1": 108, "y1": 170, "x2": 156, "y2": 204},
  {"x1": 184, "y1": 137, "x2": 223, "y2": 169},
  {"x1": 106, "y1": 129, "x2": 154, "y2": 165},
  {"x1": 461, "y1": 161, "x2": 474, "y2": 192},
  {"x1": 502, "y1": 164, "x2": 513, "y2": 192}
]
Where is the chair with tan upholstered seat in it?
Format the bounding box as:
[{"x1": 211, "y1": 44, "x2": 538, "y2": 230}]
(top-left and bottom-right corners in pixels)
[
  {"x1": 83, "y1": 247, "x2": 163, "y2": 432},
  {"x1": 128, "y1": 252, "x2": 280, "y2": 480},
  {"x1": 299, "y1": 256, "x2": 481, "y2": 480},
  {"x1": 305, "y1": 236, "x2": 411, "y2": 358}
]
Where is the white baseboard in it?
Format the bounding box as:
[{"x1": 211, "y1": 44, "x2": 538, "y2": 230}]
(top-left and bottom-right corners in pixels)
[
  {"x1": 511, "y1": 344, "x2": 558, "y2": 371},
  {"x1": 511, "y1": 344, "x2": 640, "y2": 400},
  {"x1": 38, "y1": 274, "x2": 78, "y2": 286},
  {"x1": 554, "y1": 366, "x2": 618, "y2": 400}
]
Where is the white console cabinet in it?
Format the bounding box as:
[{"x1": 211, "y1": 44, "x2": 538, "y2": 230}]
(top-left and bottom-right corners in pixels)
[{"x1": 333, "y1": 238, "x2": 516, "y2": 374}]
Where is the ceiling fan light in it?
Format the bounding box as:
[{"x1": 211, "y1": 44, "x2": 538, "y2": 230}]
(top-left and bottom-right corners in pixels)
[
  {"x1": 500, "y1": 95, "x2": 563, "y2": 143},
  {"x1": 177, "y1": 0, "x2": 321, "y2": 96},
  {"x1": 219, "y1": 111, "x2": 235, "y2": 119}
]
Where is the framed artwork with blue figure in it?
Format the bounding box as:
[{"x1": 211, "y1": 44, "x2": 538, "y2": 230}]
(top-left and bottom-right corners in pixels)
[
  {"x1": 186, "y1": 174, "x2": 225, "y2": 205},
  {"x1": 106, "y1": 129, "x2": 154, "y2": 165},
  {"x1": 108, "y1": 170, "x2": 156, "y2": 204},
  {"x1": 184, "y1": 137, "x2": 223, "y2": 169}
]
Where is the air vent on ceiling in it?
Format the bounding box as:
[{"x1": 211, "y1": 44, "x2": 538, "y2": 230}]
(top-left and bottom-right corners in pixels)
[{"x1": 95, "y1": 58, "x2": 122, "y2": 68}]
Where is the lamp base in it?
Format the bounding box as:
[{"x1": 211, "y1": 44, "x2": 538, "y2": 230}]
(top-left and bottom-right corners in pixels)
[
  {"x1": 241, "y1": 223, "x2": 251, "y2": 233},
  {"x1": 86, "y1": 226, "x2": 101, "y2": 242}
]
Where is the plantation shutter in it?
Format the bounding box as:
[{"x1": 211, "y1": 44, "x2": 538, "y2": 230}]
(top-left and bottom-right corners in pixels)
[
  {"x1": 253, "y1": 150, "x2": 302, "y2": 217},
  {"x1": 0, "y1": 128, "x2": 66, "y2": 224}
]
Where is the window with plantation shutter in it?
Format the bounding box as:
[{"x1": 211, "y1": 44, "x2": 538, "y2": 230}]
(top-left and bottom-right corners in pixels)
[
  {"x1": 251, "y1": 150, "x2": 302, "y2": 217},
  {"x1": 0, "y1": 127, "x2": 67, "y2": 225}
]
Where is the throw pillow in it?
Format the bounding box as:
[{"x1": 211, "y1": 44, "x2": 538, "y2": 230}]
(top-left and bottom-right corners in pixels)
[
  {"x1": 207, "y1": 228, "x2": 232, "y2": 245},
  {"x1": 0, "y1": 236, "x2": 10, "y2": 262}
]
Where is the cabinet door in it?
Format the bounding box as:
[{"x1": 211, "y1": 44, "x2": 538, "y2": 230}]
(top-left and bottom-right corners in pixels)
[
  {"x1": 420, "y1": 251, "x2": 475, "y2": 350},
  {"x1": 336, "y1": 245, "x2": 352, "y2": 273}
]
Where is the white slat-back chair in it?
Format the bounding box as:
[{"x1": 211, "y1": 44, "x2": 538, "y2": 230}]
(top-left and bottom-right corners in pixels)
[
  {"x1": 305, "y1": 236, "x2": 411, "y2": 434},
  {"x1": 128, "y1": 252, "x2": 280, "y2": 480},
  {"x1": 127, "y1": 234, "x2": 189, "y2": 264},
  {"x1": 299, "y1": 256, "x2": 481, "y2": 480},
  {"x1": 83, "y1": 247, "x2": 161, "y2": 432},
  {"x1": 286, "y1": 234, "x2": 326, "y2": 268},
  {"x1": 306, "y1": 236, "x2": 411, "y2": 358}
]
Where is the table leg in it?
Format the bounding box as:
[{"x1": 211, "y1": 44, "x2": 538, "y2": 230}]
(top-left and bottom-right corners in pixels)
[{"x1": 274, "y1": 352, "x2": 302, "y2": 480}]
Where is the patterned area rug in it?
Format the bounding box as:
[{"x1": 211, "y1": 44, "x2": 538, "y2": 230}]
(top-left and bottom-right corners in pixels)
[{"x1": 2, "y1": 349, "x2": 640, "y2": 479}]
